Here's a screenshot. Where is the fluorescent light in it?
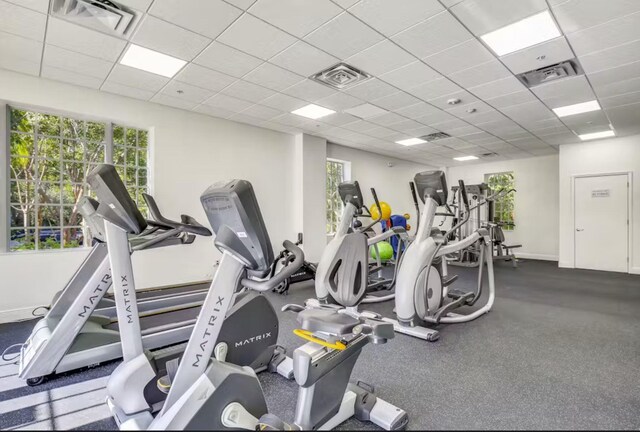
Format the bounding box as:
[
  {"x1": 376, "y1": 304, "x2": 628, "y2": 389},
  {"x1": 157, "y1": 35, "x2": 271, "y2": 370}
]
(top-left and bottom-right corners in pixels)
[
  {"x1": 291, "y1": 104, "x2": 335, "y2": 119},
  {"x1": 553, "y1": 100, "x2": 601, "y2": 117},
  {"x1": 481, "y1": 11, "x2": 561, "y2": 56},
  {"x1": 120, "y1": 44, "x2": 186, "y2": 78},
  {"x1": 396, "y1": 138, "x2": 427, "y2": 146},
  {"x1": 578, "y1": 130, "x2": 615, "y2": 141},
  {"x1": 454, "y1": 156, "x2": 479, "y2": 162}
]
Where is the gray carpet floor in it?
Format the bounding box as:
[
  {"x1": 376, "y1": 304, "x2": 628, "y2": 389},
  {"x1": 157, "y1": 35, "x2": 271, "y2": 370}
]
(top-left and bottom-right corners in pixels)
[{"x1": 1, "y1": 259, "x2": 639, "y2": 430}]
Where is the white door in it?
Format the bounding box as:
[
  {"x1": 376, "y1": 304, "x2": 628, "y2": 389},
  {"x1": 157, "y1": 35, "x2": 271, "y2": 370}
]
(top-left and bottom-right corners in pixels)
[{"x1": 574, "y1": 174, "x2": 628, "y2": 272}]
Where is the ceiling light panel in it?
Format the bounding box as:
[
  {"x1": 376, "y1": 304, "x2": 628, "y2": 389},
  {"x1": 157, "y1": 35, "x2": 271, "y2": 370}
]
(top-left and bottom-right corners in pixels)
[
  {"x1": 552, "y1": 100, "x2": 601, "y2": 117},
  {"x1": 578, "y1": 130, "x2": 615, "y2": 141},
  {"x1": 120, "y1": 44, "x2": 186, "y2": 78},
  {"x1": 291, "y1": 104, "x2": 336, "y2": 119},
  {"x1": 481, "y1": 11, "x2": 561, "y2": 56},
  {"x1": 454, "y1": 155, "x2": 479, "y2": 161},
  {"x1": 396, "y1": 138, "x2": 427, "y2": 146}
]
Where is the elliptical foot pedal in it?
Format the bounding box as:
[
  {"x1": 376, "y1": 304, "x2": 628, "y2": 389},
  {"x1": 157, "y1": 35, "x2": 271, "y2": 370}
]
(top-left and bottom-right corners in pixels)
[
  {"x1": 441, "y1": 275, "x2": 458, "y2": 287},
  {"x1": 447, "y1": 288, "x2": 471, "y2": 300},
  {"x1": 257, "y1": 413, "x2": 294, "y2": 431}
]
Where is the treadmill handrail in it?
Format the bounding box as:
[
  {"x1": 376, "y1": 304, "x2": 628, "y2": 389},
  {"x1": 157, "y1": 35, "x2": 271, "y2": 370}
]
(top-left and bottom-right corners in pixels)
[{"x1": 143, "y1": 193, "x2": 212, "y2": 237}]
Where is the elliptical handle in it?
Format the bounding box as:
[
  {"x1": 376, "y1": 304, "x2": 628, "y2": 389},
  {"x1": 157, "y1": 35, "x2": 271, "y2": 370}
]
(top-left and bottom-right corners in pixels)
[
  {"x1": 458, "y1": 180, "x2": 470, "y2": 211},
  {"x1": 370, "y1": 188, "x2": 382, "y2": 223},
  {"x1": 241, "y1": 240, "x2": 305, "y2": 292}
]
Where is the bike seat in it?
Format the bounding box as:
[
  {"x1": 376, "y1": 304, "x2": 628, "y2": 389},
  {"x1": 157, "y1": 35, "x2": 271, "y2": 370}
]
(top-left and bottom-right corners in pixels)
[{"x1": 296, "y1": 308, "x2": 360, "y2": 336}]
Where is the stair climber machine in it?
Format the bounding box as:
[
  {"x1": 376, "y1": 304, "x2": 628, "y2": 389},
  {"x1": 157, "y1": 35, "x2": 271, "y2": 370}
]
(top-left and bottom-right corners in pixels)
[
  {"x1": 117, "y1": 178, "x2": 408, "y2": 430},
  {"x1": 14, "y1": 192, "x2": 214, "y2": 386},
  {"x1": 81, "y1": 165, "x2": 293, "y2": 429}
]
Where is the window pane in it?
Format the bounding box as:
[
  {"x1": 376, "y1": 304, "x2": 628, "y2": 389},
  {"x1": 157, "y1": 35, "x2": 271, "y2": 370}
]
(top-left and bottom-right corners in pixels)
[
  {"x1": 10, "y1": 157, "x2": 35, "y2": 180},
  {"x1": 63, "y1": 205, "x2": 82, "y2": 226},
  {"x1": 39, "y1": 182, "x2": 62, "y2": 205},
  {"x1": 63, "y1": 118, "x2": 85, "y2": 139},
  {"x1": 38, "y1": 205, "x2": 61, "y2": 226},
  {"x1": 10, "y1": 181, "x2": 35, "y2": 203},
  {"x1": 138, "y1": 168, "x2": 147, "y2": 187},
  {"x1": 126, "y1": 147, "x2": 136, "y2": 166},
  {"x1": 62, "y1": 183, "x2": 82, "y2": 205},
  {"x1": 38, "y1": 229, "x2": 62, "y2": 250},
  {"x1": 137, "y1": 148, "x2": 147, "y2": 167},
  {"x1": 62, "y1": 139, "x2": 84, "y2": 161},
  {"x1": 126, "y1": 167, "x2": 136, "y2": 186},
  {"x1": 126, "y1": 128, "x2": 137, "y2": 146},
  {"x1": 138, "y1": 130, "x2": 147, "y2": 148},
  {"x1": 10, "y1": 132, "x2": 35, "y2": 158},
  {"x1": 10, "y1": 205, "x2": 33, "y2": 227},
  {"x1": 10, "y1": 108, "x2": 35, "y2": 133},
  {"x1": 62, "y1": 162, "x2": 85, "y2": 183},
  {"x1": 38, "y1": 160, "x2": 61, "y2": 183},
  {"x1": 38, "y1": 114, "x2": 61, "y2": 136},
  {"x1": 62, "y1": 227, "x2": 84, "y2": 248},
  {"x1": 85, "y1": 140, "x2": 105, "y2": 163},
  {"x1": 38, "y1": 137, "x2": 61, "y2": 160},
  {"x1": 86, "y1": 122, "x2": 105, "y2": 142},
  {"x1": 10, "y1": 228, "x2": 36, "y2": 251},
  {"x1": 113, "y1": 145, "x2": 125, "y2": 165},
  {"x1": 113, "y1": 125, "x2": 125, "y2": 145}
]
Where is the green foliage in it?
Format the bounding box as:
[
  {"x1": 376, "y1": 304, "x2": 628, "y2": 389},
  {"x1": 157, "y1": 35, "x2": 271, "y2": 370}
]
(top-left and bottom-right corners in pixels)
[
  {"x1": 486, "y1": 172, "x2": 515, "y2": 231},
  {"x1": 326, "y1": 160, "x2": 345, "y2": 234}
]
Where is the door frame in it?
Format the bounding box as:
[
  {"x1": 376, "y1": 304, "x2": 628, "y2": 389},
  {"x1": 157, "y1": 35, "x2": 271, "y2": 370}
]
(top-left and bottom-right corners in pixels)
[{"x1": 570, "y1": 171, "x2": 633, "y2": 273}]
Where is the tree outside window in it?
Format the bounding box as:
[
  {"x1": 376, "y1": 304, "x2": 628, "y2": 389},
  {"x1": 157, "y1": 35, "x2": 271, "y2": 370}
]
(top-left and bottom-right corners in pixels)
[
  {"x1": 484, "y1": 171, "x2": 515, "y2": 231},
  {"x1": 8, "y1": 107, "x2": 149, "y2": 252},
  {"x1": 326, "y1": 159, "x2": 348, "y2": 234}
]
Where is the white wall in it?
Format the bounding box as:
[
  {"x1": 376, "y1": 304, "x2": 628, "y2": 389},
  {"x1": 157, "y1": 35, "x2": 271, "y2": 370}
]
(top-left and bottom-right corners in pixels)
[
  {"x1": 0, "y1": 70, "x2": 298, "y2": 320},
  {"x1": 447, "y1": 155, "x2": 560, "y2": 261},
  {"x1": 559, "y1": 136, "x2": 640, "y2": 273},
  {"x1": 327, "y1": 143, "x2": 434, "y2": 232}
]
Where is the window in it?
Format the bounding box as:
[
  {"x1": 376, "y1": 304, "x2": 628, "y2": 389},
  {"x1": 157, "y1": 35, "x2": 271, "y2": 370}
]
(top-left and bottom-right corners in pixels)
[
  {"x1": 485, "y1": 171, "x2": 515, "y2": 231},
  {"x1": 326, "y1": 159, "x2": 349, "y2": 234},
  {"x1": 8, "y1": 107, "x2": 149, "y2": 252}
]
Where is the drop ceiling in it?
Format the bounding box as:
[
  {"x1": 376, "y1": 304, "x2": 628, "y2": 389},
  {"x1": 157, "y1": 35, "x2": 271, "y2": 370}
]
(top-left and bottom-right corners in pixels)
[{"x1": 1, "y1": 0, "x2": 640, "y2": 166}]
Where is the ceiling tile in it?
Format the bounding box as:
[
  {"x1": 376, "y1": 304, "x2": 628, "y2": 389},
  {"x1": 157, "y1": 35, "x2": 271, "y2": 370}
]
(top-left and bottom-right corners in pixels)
[
  {"x1": 367, "y1": 111, "x2": 406, "y2": 126},
  {"x1": 174, "y1": 63, "x2": 236, "y2": 92},
  {"x1": 450, "y1": 0, "x2": 547, "y2": 35},
  {"x1": 415, "y1": 110, "x2": 458, "y2": 126},
  {"x1": 427, "y1": 90, "x2": 479, "y2": 110},
  {"x1": 593, "y1": 76, "x2": 640, "y2": 98},
  {"x1": 132, "y1": 15, "x2": 212, "y2": 61},
  {"x1": 371, "y1": 91, "x2": 421, "y2": 111},
  {"x1": 101, "y1": 81, "x2": 155, "y2": 101},
  {"x1": 378, "y1": 61, "x2": 441, "y2": 91},
  {"x1": 331, "y1": 0, "x2": 359, "y2": 9},
  {"x1": 561, "y1": 110, "x2": 610, "y2": 128},
  {"x1": 221, "y1": 79, "x2": 276, "y2": 102},
  {"x1": 228, "y1": 112, "x2": 264, "y2": 126},
  {"x1": 346, "y1": 40, "x2": 415, "y2": 76},
  {"x1": 243, "y1": 62, "x2": 304, "y2": 91},
  {"x1": 160, "y1": 80, "x2": 215, "y2": 103},
  {"x1": 390, "y1": 118, "x2": 429, "y2": 132},
  {"x1": 567, "y1": 12, "x2": 640, "y2": 56},
  {"x1": 315, "y1": 92, "x2": 363, "y2": 110},
  {"x1": 500, "y1": 37, "x2": 573, "y2": 75},
  {"x1": 239, "y1": 103, "x2": 282, "y2": 120},
  {"x1": 484, "y1": 90, "x2": 537, "y2": 109},
  {"x1": 43, "y1": 44, "x2": 112, "y2": 79},
  {"x1": 344, "y1": 103, "x2": 387, "y2": 118},
  {"x1": 148, "y1": 0, "x2": 242, "y2": 39},
  {"x1": 269, "y1": 40, "x2": 338, "y2": 77},
  {"x1": 260, "y1": 92, "x2": 309, "y2": 111},
  {"x1": 281, "y1": 79, "x2": 336, "y2": 101},
  {"x1": 392, "y1": 11, "x2": 472, "y2": 59},
  {"x1": 203, "y1": 93, "x2": 254, "y2": 112},
  {"x1": 217, "y1": 14, "x2": 297, "y2": 60},
  {"x1": 0, "y1": 31, "x2": 42, "y2": 76},
  {"x1": 343, "y1": 78, "x2": 397, "y2": 100},
  {"x1": 342, "y1": 120, "x2": 380, "y2": 133},
  {"x1": 272, "y1": 112, "x2": 308, "y2": 127},
  {"x1": 500, "y1": 100, "x2": 556, "y2": 122},
  {"x1": 588, "y1": 60, "x2": 640, "y2": 89},
  {"x1": 468, "y1": 76, "x2": 526, "y2": 99},
  {"x1": 0, "y1": 0, "x2": 46, "y2": 41},
  {"x1": 108, "y1": 64, "x2": 170, "y2": 91},
  {"x1": 194, "y1": 41, "x2": 263, "y2": 78},
  {"x1": 248, "y1": 0, "x2": 342, "y2": 38},
  {"x1": 365, "y1": 126, "x2": 400, "y2": 138},
  {"x1": 410, "y1": 77, "x2": 462, "y2": 102},
  {"x1": 580, "y1": 39, "x2": 640, "y2": 75},
  {"x1": 321, "y1": 112, "x2": 361, "y2": 126},
  {"x1": 47, "y1": 18, "x2": 127, "y2": 62},
  {"x1": 348, "y1": 0, "x2": 444, "y2": 37},
  {"x1": 116, "y1": 0, "x2": 153, "y2": 11},
  {"x1": 448, "y1": 60, "x2": 511, "y2": 88},
  {"x1": 531, "y1": 75, "x2": 595, "y2": 108},
  {"x1": 552, "y1": 0, "x2": 640, "y2": 34},
  {"x1": 150, "y1": 93, "x2": 198, "y2": 110},
  {"x1": 304, "y1": 11, "x2": 385, "y2": 59},
  {"x1": 41, "y1": 64, "x2": 103, "y2": 89},
  {"x1": 430, "y1": 118, "x2": 470, "y2": 132},
  {"x1": 224, "y1": 0, "x2": 257, "y2": 10},
  {"x1": 423, "y1": 39, "x2": 495, "y2": 75},
  {"x1": 395, "y1": 102, "x2": 442, "y2": 119},
  {"x1": 4, "y1": 0, "x2": 48, "y2": 13},
  {"x1": 445, "y1": 100, "x2": 494, "y2": 118}
]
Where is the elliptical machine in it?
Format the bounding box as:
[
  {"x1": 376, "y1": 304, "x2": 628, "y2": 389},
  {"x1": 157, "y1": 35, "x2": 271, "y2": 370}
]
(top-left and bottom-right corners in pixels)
[{"x1": 85, "y1": 165, "x2": 293, "y2": 429}]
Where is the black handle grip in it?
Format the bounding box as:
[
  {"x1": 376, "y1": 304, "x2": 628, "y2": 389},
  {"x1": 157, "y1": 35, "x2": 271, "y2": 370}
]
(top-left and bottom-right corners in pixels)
[
  {"x1": 409, "y1": 182, "x2": 418, "y2": 206},
  {"x1": 143, "y1": 193, "x2": 211, "y2": 237},
  {"x1": 242, "y1": 240, "x2": 305, "y2": 291},
  {"x1": 370, "y1": 188, "x2": 382, "y2": 222},
  {"x1": 458, "y1": 180, "x2": 470, "y2": 210}
]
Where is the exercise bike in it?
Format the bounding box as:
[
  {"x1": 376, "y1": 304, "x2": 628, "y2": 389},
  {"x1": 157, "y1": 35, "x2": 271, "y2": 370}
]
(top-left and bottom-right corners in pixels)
[{"x1": 85, "y1": 165, "x2": 293, "y2": 429}]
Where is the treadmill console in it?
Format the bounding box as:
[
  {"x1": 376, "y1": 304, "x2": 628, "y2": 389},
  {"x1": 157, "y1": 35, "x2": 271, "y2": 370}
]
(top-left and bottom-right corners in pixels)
[
  {"x1": 414, "y1": 170, "x2": 448, "y2": 206},
  {"x1": 338, "y1": 181, "x2": 364, "y2": 208},
  {"x1": 87, "y1": 164, "x2": 147, "y2": 234},
  {"x1": 200, "y1": 179, "x2": 274, "y2": 275}
]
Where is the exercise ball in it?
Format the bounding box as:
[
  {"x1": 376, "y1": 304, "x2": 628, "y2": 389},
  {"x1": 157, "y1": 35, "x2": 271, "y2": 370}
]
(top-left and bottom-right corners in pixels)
[
  {"x1": 370, "y1": 201, "x2": 392, "y2": 221},
  {"x1": 370, "y1": 241, "x2": 394, "y2": 261}
]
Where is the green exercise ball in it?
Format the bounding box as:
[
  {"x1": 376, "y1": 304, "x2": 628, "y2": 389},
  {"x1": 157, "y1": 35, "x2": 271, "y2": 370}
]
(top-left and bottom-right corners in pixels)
[{"x1": 370, "y1": 241, "x2": 394, "y2": 261}]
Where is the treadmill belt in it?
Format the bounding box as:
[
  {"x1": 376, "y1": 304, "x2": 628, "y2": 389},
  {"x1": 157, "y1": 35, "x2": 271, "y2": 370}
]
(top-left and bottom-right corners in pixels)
[{"x1": 105, "y1": 305, "x2": 202, "y2": 332}]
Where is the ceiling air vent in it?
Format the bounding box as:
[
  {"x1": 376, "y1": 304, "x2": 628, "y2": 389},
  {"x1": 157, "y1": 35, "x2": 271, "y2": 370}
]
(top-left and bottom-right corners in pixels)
[
  {"x1": 420, "y1": 132, "x2": 451, "y2": 141},
  {"x1": 310, "y1": 63, "x2": 372, "y2": 90},
  {"x1": 516, "y1": 59, "x2": 583, "y2": 88},
  {"x1": 51, "y1": 0, "x2": 136, "y2": 37}
]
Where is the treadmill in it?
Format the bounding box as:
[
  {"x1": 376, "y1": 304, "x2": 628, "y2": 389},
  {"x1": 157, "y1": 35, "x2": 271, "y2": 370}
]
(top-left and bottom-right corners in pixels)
[{"x1": 18, "y1": 188, "x2": 213, "y2": 386}]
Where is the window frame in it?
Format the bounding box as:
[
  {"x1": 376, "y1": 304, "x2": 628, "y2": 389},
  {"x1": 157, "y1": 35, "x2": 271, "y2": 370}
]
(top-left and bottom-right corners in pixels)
[
  {"x1": 326, "y1": 158, "x2": 351, "y2": 235},
  {"x1": 3, "y1": 102, "x2": 152, "y2": 253},
  {"x1": 484, "y1": 171, "x2": 515, "y2": 231}
]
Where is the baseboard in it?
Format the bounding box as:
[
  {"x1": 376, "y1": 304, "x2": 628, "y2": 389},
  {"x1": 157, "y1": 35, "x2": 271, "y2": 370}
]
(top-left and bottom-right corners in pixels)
[
  {"x1": 558, "y1": 261, "x2": 574, "y2": 269},
  {"x1": 515, "y1": 252, "x2": 559, "y2": 262},
  {"x1": 630, "y1": 267, "x2": 640, "y2": 275},
  {"x1": 0, "y1": 306, "x2": 39, "y2": 324}
]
